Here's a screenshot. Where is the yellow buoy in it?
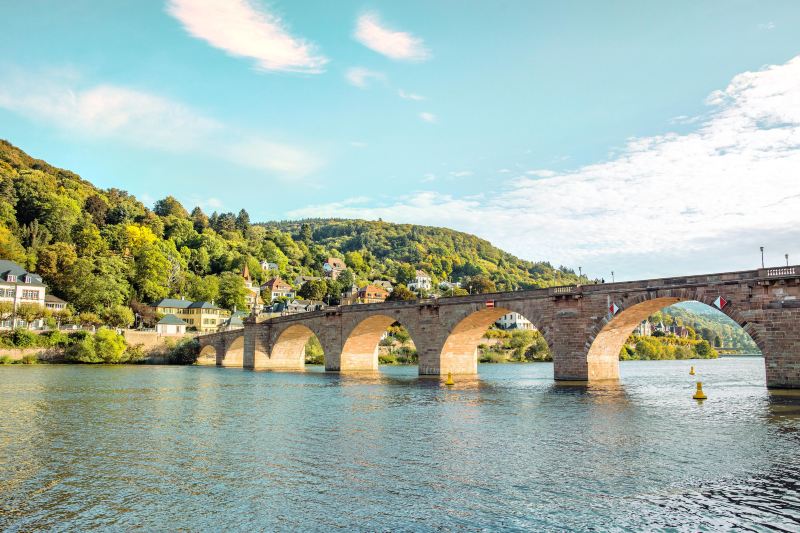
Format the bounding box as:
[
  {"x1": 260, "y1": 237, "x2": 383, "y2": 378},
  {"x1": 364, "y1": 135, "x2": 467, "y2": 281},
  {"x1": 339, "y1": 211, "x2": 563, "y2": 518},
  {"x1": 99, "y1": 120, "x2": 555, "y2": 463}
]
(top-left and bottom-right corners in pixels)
[
  {"x1": 689, "y1": 366, "x2": 695, "y2": 376},
  {"x1": 445, "y1": 372, "x2": 455, "y2": 386},
  {"x1": 692, "y1": 381, "x2": 707, "y2": 400}
]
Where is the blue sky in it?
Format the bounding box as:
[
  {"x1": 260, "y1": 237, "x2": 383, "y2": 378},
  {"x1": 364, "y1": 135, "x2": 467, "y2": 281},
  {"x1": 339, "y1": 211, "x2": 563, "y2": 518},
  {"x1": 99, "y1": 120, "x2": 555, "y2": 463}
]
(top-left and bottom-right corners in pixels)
[{"x1": 2, "y1": 1, "x2": 800, "y2": 279}]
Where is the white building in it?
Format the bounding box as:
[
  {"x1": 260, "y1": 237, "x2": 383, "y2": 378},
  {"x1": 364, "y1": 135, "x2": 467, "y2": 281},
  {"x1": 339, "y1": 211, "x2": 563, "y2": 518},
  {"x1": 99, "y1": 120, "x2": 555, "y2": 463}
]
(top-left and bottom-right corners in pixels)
[
  {"x1": 495, "y1": 312, "x2": 535, "y2": 331},
  {"x1": 260, "y1": 260, "x2": 279, "y2": 272},
  {"x1": 407, "y1": 270, "x2": 432, "y2": 292},
  {"x1": 156, "y1": 314, "x2": 188, "y2": 335},
  {"x1": 0, "y1": 260, "x2": 47, "y2": 329}
]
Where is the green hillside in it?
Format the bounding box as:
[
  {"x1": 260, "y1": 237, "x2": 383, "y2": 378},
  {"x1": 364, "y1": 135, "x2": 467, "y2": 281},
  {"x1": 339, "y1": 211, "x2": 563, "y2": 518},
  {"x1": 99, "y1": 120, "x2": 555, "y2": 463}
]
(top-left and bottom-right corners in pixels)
[{"x1": 0, "y1": 140, "x2": 584, "y2": 317}]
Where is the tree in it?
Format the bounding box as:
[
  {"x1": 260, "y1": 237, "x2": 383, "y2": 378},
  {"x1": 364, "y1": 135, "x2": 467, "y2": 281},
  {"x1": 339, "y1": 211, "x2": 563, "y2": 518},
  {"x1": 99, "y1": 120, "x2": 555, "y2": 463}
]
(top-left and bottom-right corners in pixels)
[
  {"x1": 187, "y1": 274, "x2": 220, "y2": 303},
  {"x1": 101, "y1": 305, "x2": 135, "y2": 328},
  {"x1": 0, "y1": 301, "x2": 14, "y2": 323},
  {"x1": 78, "y1": 312, "x2": 103, "y2": 328},
  {"x1": 218, "y1": 272, "x2": 248, "y2": 311},
  {"x1": 344, "y1": 251, "x2": 367, "y2": 273},
  {"x1": 65, "y1": 256, "x2": 130, "y2": 312},
  {"x1": 387, "y1": 284, "x2": 416, "y2": 301},
  {"x1": 0, "y1": 225, "x2": 26, "y2": 263},
  {"x1": 298, "y1": 279, "x2": 327, "y2": 301},
  {"x1": 153, "y1": 196, "x2": 189, "y2": 218},
  {"x1": 190, "y1": 207, "x2": 209, "y2": 232},
  {"x1": 394, "y1": 263, "x2": 417, "y2": 286},
  {"x1": 300, "y1": 223, "x2": 312, "y2": 243},
  {"x1": 336, "y1": 269, "x2": 355, "y2": 289},
  {"x1": 36, "y1": 242, "x2": 78, "y2": 293},
  {"x1": 84, "y1": 195, "x2": 109, "y2": 227},
  {"x1": 235, "y1": 209, "x2": 250, "y2": 232},
  {"x1": 463, "y1": 274, "x2": 496, "y2": 294},
  {"x1": 16, "y1": 303, "x2": 44, "y2": 329}
]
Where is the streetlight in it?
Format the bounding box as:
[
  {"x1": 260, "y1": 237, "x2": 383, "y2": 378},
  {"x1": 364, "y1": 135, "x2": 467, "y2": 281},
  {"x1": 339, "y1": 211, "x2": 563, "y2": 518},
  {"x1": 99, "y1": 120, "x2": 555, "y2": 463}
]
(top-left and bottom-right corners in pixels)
[
  {"x1": 578, "y1": 266, "x2": 582, "y2": 278},
  {"x1": 611, "y1": 271, "x2": 615, "y2": 283},
  {"x1": 786, "y1": 253, "x2": 790, "y2": 266},
  {"x1": 760, "y1": 246, "x2": 764, "y2": 268}
]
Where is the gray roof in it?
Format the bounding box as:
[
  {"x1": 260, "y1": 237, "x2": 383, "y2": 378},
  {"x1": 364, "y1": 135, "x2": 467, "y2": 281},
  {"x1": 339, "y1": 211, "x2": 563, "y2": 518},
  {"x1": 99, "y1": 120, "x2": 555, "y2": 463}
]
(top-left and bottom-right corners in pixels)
[
  {"x1": 45, "y1": 294, "x2": 67, "y2": 304},
  {"x1": 0, "y1": 260, "x2": 45, "y2": 286},
  {"x1": 220, "y1": 315, "x2": 244, "y2": 327},
  {"x1": 151, "y1": 298, "x2": 219, "y2": 310},
  {"x1": 158, "y1": 314, "x2": 187, "y2": 326}
]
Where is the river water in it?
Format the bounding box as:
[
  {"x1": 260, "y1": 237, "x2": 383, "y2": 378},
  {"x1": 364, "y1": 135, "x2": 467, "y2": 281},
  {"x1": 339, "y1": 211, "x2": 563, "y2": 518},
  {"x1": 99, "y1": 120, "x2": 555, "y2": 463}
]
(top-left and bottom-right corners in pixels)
[{"x1": 1, "y1": 358, "x2": 799, "y2": 531}]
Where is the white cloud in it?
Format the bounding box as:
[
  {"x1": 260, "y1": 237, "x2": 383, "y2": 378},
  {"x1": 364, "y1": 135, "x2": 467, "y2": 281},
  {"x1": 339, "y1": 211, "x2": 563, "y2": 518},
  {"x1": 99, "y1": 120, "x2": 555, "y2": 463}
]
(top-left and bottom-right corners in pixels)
[
  {"x1": 757, "y1": 21, "x2": 776, "y2": 30},
  {"x1": 421, "y1": 173, "x2": 437, "y2": 183},
  {"x1": 0, "y1": 67, "x2": 321, "y2": 178},
  {"x1": 450, "y1": 170, "x2": 473, "y2": 177},
  {"x1": 166, "y1": 0, "x2": 327, "y2": 73},
  {"x1": 354, "y1": 11, "x2": 430, "y2": 61},
  {"x1": 398, "y1": 89, "x2": 425, "y2": 101},
  {"x1": 345, "y1": 67, "x2": 386, "y2": 88},
  {"x1": 419, "y1": 111, "x2": 436, "y2": 123},
  {"x1": 526, "y1": 169, "x2": 557, "y2": 178},
  {"x1": 287, "y1": 55, "x2": 800, "y2": 278}
]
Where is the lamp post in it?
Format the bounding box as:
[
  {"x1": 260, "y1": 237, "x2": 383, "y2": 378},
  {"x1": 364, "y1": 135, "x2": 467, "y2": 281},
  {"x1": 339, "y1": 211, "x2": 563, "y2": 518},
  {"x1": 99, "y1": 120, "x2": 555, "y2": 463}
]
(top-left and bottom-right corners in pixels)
[
  {"x1": 760, "y1": 246, "x2": 764, "y2": 268},
  {"x1": 611, "y1": 271, "x2": 615, "y2": 283},
  {"x1": 786, "y1": 253, "x2": 790, "y2": 266},
  {"x1": 578, "y1": 266, "x2": 582, "y2": 279}
]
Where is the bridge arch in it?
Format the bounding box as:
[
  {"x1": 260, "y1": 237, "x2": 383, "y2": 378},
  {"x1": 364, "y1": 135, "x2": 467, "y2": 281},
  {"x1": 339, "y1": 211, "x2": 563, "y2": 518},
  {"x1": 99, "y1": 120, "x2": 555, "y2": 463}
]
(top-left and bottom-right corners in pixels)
[
  {"x1": 197, "y1": 343, "x2": 217, "y2": 366},
  {"x1": 436, "y1": 306, "x2": 550, "y2": 375},
  {"x1": 340, "y1": 314, "x2": 421, "y2": 371},
  {"x1": 222, "y1": 335, "x2": 245, "y2": 367},
  {"x1": 266, "y1": 324, "x2": 320, "y2": 370},
  {"x1": 586, "y1": 290, "x2": 765, "y2": 380}
]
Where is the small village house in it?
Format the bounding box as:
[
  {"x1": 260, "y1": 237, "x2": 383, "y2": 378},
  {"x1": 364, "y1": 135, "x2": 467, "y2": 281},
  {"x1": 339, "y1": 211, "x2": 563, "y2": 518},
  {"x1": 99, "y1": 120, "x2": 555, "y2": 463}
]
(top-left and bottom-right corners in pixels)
[
  {"x1": 261, "y1": 276, "x2": 295, "y2": 302},
  {"x1": 156, "y1": 314, "x2": 188, "y2": 335},
  {"x1": 357, "y1": 284, "x2": 390, "y2": 304},
  {"x1": 322, "y1": 257, "x2": 347, "y2": 279},
  {"x1": 407, "y1": 270, "x2": 432, "y2": 292}
]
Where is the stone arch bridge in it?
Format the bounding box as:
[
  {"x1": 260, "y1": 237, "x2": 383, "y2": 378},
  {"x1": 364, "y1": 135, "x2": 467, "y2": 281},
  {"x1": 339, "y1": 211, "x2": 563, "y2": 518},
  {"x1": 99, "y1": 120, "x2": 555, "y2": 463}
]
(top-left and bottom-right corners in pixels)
[{"x1": 197, "y1": 266, "x2": 800, "y2": 389}]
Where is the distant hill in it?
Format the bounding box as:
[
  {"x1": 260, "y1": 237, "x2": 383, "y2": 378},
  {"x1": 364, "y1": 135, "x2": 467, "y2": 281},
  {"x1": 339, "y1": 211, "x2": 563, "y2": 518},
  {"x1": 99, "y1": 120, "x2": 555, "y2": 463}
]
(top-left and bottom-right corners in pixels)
[{"x1": 0, "y1": 140, "x2": 584, "y2": 316}]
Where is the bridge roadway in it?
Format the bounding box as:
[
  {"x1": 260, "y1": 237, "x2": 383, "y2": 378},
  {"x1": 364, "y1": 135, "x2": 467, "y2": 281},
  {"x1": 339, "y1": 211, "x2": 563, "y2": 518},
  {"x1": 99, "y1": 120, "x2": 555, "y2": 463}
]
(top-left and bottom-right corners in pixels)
[{"x1": 197, "y1": 266, "x2": 800, "y2": 388}]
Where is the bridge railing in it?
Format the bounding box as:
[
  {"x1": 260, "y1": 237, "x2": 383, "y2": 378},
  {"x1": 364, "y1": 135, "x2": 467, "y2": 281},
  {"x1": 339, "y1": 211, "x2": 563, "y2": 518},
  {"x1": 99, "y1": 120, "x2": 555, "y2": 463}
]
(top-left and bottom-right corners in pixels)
[{"x1": 761, "y1": 266, "x2": 797, "y2": 277}]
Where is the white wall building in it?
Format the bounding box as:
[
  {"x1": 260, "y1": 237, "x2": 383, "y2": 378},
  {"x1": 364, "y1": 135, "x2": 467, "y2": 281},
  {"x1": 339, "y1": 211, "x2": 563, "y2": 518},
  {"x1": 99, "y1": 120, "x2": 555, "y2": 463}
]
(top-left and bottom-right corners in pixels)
[
  {"x1": 0, "y1": 260, "x2": 47, "y2": 329},
  {"x1": 408, "y1": 270, "x2": 432, "y2": 292},
  {"x1": 495, "y1": 312, "x2": 535, "y2": 331}
]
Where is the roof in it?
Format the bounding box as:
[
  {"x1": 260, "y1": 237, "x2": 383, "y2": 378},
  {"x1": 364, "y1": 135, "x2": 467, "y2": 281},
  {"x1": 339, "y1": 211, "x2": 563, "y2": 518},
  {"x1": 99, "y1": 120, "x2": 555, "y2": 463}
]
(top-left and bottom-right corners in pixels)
[
  {"x1": 415, "y1": 270, "x2": 430, "y2": 278},
  {"x1": 0, "y1": 260, "x2": 45, "y2": 285},
  {"x1": 158, "y1": 314, "x2": 187, "y2": 326},
  {"x1": 373, "y1": 280, "x2": 393, "y2": 288},
  {"x1": 45, "y1": 294, "x2": 67, "y2": 304},
  {"x1": 241, "y1": 264, "x2": 251, "y2": 281},
  {"x1": 152, "y1": 298, "x2": 192, "y2": 309},
  {"x1": 220, "y1": 315, "x2": 244, "y2": 327},
  {"x1": 358, "y1": 284, "x2": 389, "y2": 297},
  {"x1": 151, "y1": 298, "x2": 219, "y2": 309},
  {"x1": 325, "y1": 257, "x2": 346, "y2": 269},
  {"x1": 263, "y1": 276, "x2": 291, "y2": 290}
]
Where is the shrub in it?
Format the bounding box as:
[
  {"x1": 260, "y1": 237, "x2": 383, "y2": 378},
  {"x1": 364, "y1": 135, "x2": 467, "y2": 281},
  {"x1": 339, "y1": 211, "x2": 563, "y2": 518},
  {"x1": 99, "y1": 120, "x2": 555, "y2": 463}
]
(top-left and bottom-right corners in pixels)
[
  {"x1": 39, "y1": 330, "x2": 70, "y2": 348},
  {"x1": 0, "y1": 355, "x2": 14, "y2": 365},
  {"x1": 19, "y1": 353, "x2": 39, "y2": 364},
  {"x1": 94, "y1": 328, "x2": 127, "y2": 363},
  {"x1": 66, "y1": 336, "x2": 99, "y2": 363},
  {"x1": 4, "y1": 328, "x2": 38, "y2": 348},
  {"x1": 168, "y1": 338, "x2": 200, "y2": 365},
  {"x1": 125, "y1": 344, "x2": 147, "y2": 363},
  {"x1": 379, "y1": 353, "x2": 398, "y2": 365}
]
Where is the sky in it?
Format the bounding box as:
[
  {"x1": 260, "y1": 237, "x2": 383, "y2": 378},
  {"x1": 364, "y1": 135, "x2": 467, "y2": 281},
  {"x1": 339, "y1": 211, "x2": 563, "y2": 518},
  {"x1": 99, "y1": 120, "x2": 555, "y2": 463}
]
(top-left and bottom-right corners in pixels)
[{"x1": 1, "y1": 0, "x2": 800, "y2": 281}]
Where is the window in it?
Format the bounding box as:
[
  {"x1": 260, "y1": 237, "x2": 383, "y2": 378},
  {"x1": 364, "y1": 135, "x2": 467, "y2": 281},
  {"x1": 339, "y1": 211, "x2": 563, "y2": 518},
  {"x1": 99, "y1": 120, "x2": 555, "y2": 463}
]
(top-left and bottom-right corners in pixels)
[
  {"x1": 22, "y1": 290, "x2": 39, "y2": 300},
  {"x1": 6, "y1": 275, "x2": 15, "y2": 282},
  {"x1": 24, "y1": 275, "x2": 31, "y2": 283}
]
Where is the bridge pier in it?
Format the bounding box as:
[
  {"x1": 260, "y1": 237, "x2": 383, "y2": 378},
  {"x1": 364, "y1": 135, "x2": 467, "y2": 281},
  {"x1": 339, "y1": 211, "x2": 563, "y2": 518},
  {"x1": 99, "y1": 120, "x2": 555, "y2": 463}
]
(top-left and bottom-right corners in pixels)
[{"x1": 762, "y1": 305, "x2": 800, "y2": 388}]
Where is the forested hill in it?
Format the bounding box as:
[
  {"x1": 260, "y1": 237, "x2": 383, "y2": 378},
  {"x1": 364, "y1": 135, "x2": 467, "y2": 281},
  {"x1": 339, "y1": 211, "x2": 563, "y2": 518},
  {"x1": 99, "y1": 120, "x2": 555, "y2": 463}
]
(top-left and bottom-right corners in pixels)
[
  {"x1": 0, "y1": 140, "x2": 583, "y2": 315},
  {"x1": 260, "y1": 219, "x2": 581, "y2": 290}
]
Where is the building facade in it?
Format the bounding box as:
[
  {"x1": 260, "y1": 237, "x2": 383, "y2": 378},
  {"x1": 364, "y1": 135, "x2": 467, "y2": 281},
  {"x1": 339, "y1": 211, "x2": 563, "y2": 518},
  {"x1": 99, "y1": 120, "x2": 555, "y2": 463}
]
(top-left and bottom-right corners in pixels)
[
  {"x1": 0, "y1": 260, "x2": 47, "y2": 328},
  {"x1": 408, "y1": 270, "x2": 432, "y2": 292},
  {"x1": 495, "y1": 312, "x2": 535, "y2": 330},
  {"x1": 150, "y1": 298, "x2": 229, "y2": 333},
  {"x1": 322, "y1": 257, "x2": 347, "y2": 279}
]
